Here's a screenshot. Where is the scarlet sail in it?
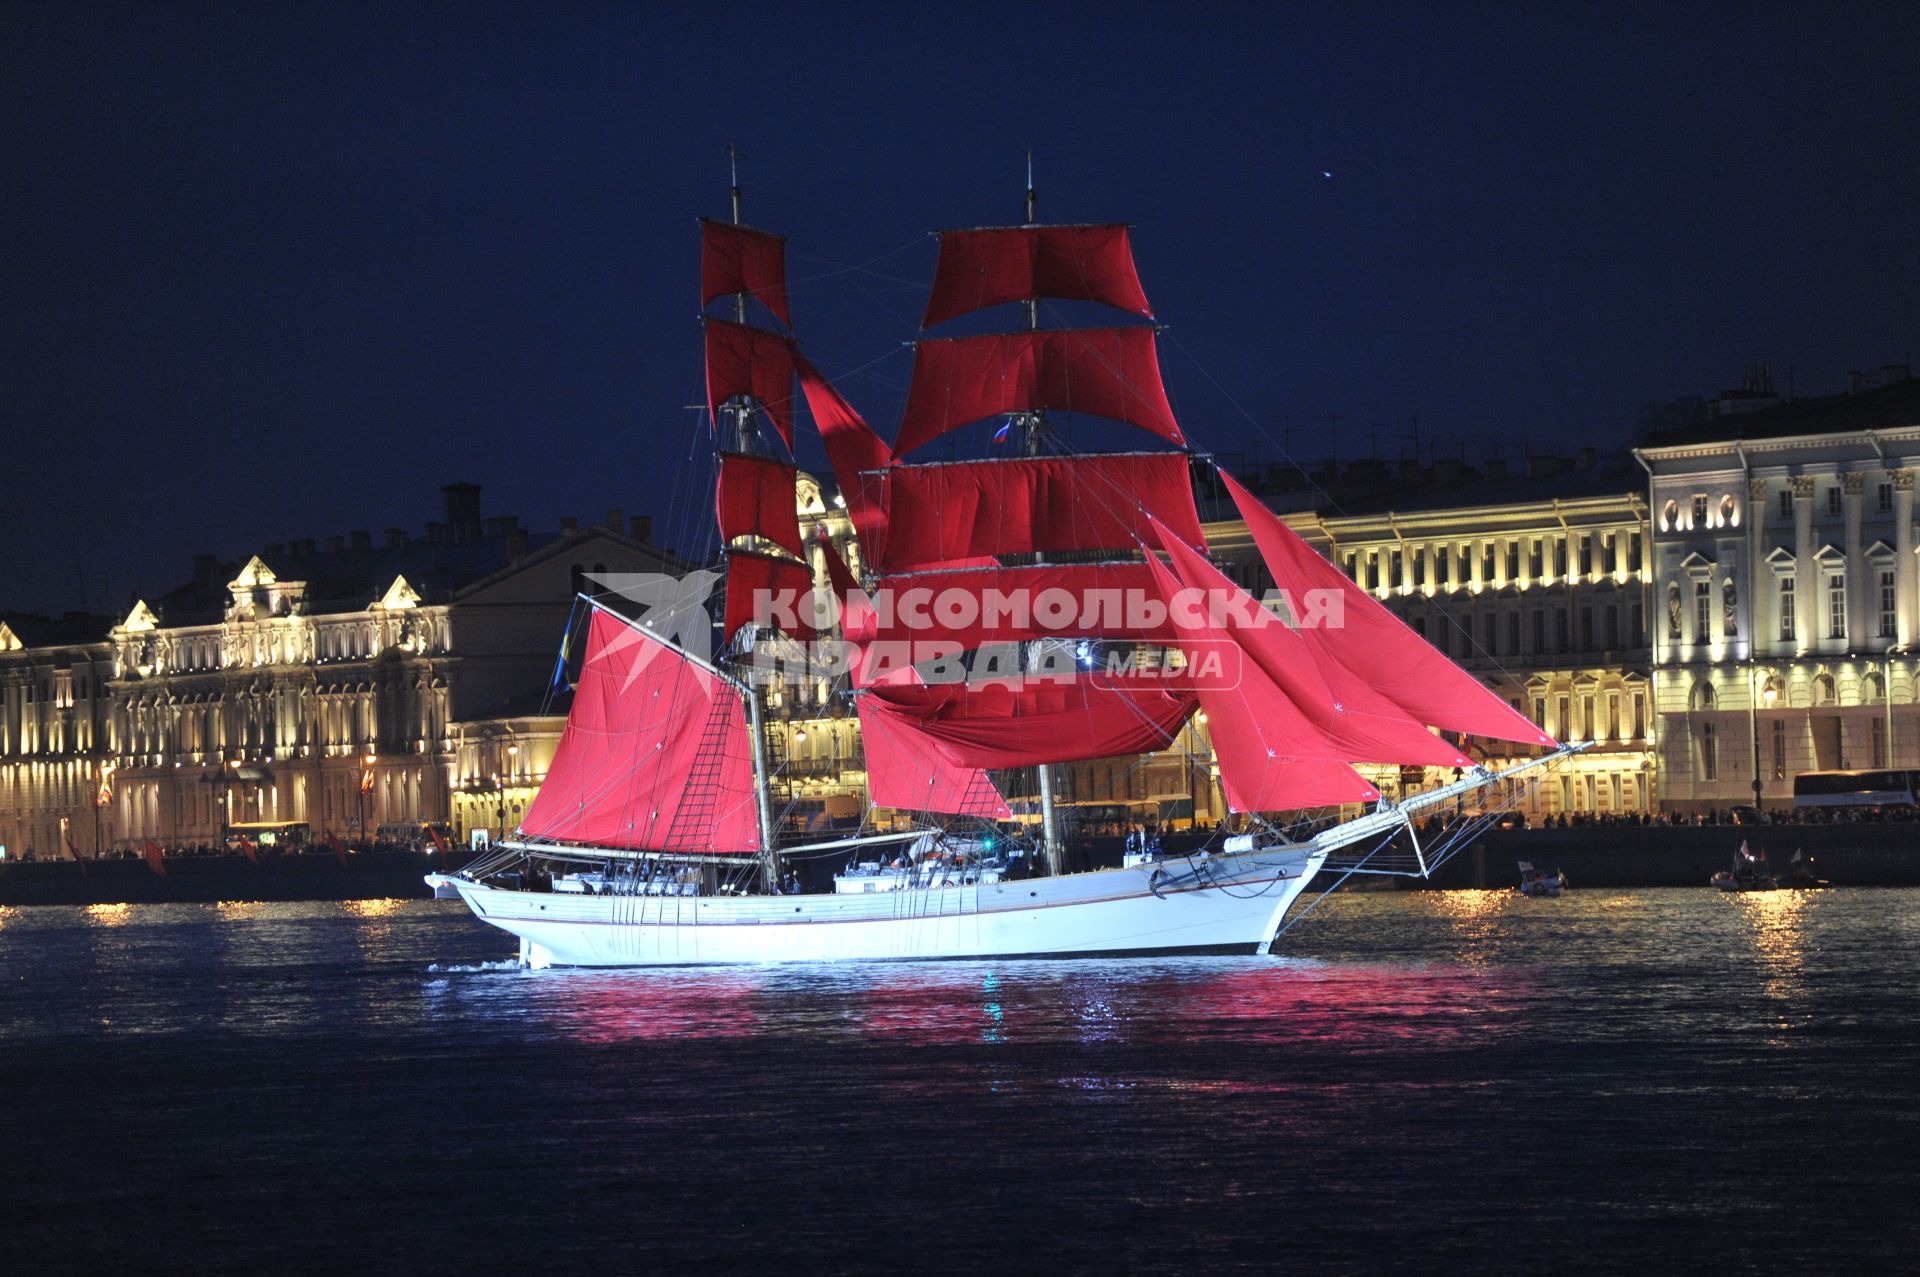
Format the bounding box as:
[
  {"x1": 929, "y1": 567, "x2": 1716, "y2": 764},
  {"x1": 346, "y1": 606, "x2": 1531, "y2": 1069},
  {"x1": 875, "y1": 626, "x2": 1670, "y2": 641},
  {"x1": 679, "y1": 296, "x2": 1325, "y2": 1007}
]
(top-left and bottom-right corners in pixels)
[
  {"x1": 700, "y1": 219, "x2": 792, "y2": 326},
  {"x1": 795, "y1": 354, "x2": 892, "y2": 551},
  {"x1": 863, "y1": 672, "x2": 1195, "y2": 769},
  {"x1": 1154, "y1": 525, "x2": 1473, "y2": 768},
  {"x1": 521, "y1": 609, "x2": 762, "y2": 854},
  {"x1": 857, "y1": 698, "x2": 1011, "y2": 818},
  {"x1": 705, "y1": 319, "x2": 797, "y2": 450},
  {"x1": 922, "y1": 224, "x2": 1152, "y2": 328},
  {"x1": 723, "y1": 550, "x2": 818, "y2": 644},
  {"x1": 1219, "y1": 470, "x2": 1557, "y2": 748},
  {"x1": 870, "y1": 453, "x2": 1204, "y2": 572},
  {"x1": 895, "y1": 327, "x2": 1184, "y2": 456},
  {"x1": 716, "y1": 452, "x2": 805, "y2": 560},
  {"x1": 863, "y1": 561, "x2": 1180, "y2": 649},
  {"x1": 1141, "y1": 548, "x2": 1379, "y2": 812}
]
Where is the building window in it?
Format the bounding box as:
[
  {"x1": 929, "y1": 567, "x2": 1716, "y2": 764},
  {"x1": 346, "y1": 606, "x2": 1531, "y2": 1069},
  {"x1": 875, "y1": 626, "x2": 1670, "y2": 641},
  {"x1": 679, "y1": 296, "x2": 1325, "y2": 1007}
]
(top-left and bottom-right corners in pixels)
[
  {"x1": 1532, "y1": 696, "x2": 1547, "y2": 728},
  {"x1": 1604, "y1": 606, "x2": 1619, "y2": 651},
  {"x1": 1695, "y1": 579, "x2": 1712, "y2": 646},
  {"x1": 1828, "y1": 574, "x2": 1847, "y2": 640},
  {"x1": 1481, "y1": 544, "x2": 1495, "y2": 583},
  {"x1": 1434, "y1": 551, "x2": 1449, "y2": 588},
  {"x1": 1508, "y1": 612, "x2": 1520, "y2": 655},
  {"x1": 1529, "y1": 539, "x2": 1543, "y2": 578},
  {"x1": 1691, "y1": 494, "x2": 1708, "y2": 528},
  {"x1": 1557, "y1": 610, "x2": 1571, "y2": 653},
  {"x1": 1532, "y1": 611, "x2": 1546, "y2": 653},
  {"x1": 1412, "y1": 548, "x2": 1426, "y2": 588},
  {"x1": 1632, "y1": 692, "x2": 1646, "y2": 739},
  {"x1": 1505, "y1": 542, "x2": 1519, "y2": 582},
  {"x1": 1814, "y1": 673, "x2": 1836, "y2": 705},
  {"x1": 1345, "y1": 554, "x2": 1359, "y2": 582},
  {"x1": 1628, "y1": 532, "x2": 1642, "y2": 574},
  {"x1": 1880, "y1": 569, "x2": 1897, "y2": 638},
  {"x1": 1827, "y1": 487, "x2": 1842, "y2": 516},
  {"x1": 1366, "y1": 555, "x2": 1379, "y2": 590},
  {"x1": 1699, "y1": 722, "x2": 1718, "y2": 781},
  {"x1": 1576, "y1": 535, "x2": 1592, "y2": 577},
  {"x1": 1554, "y1": 538, "x2": 1568, "y2": 577},
  {"x1": 1581, "y1": 608, "x2": 1595, "y2": 651},
  {"x1": 1389, "y1": 550, "x2": 1403, "y2": 589},
  {"x1": 1879, "y1": 482, "x2": 1894, "y2": 513},
  {"x1": 1411, "y1": 615, "x2": 1427, "y2": 639},
  {"x1": 1778, "y1": 489, "x2": 1793, "y2": 520},
  {"x1": 1771, "y1": 719, "x2": 1787, "y2": 780},
  {"x1": 1457, "y1": 546, "x2": 1471, "y2": 582},
  {"x1": 1603, "y1": 535, "x2": 1618, "y2": 575},
  {"x1": 1779, "y1": 576, "x2": 1796, "y2": 642},
  {"x1": 1483, "y1": 612, "x2": 1497, "y2": 655}
]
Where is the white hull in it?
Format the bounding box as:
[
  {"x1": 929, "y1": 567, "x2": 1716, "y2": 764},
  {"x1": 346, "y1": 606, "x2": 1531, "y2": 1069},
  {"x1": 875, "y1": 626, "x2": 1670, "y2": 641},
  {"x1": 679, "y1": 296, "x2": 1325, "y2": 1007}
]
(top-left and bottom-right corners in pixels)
[{"x1": 428, "y1": 847, "x2": 1325, "y2": 967}]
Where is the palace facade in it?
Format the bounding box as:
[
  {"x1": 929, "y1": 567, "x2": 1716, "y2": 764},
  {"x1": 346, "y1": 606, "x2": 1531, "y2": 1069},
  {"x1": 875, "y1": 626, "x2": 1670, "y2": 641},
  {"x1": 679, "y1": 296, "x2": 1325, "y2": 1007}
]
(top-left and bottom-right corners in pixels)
[
  {"x1": 0, "y1": 486, "x2": 682, "y2": 857},
  {"x1": 1637, "y1": 367, "x2": 1920, "y2": 813}
]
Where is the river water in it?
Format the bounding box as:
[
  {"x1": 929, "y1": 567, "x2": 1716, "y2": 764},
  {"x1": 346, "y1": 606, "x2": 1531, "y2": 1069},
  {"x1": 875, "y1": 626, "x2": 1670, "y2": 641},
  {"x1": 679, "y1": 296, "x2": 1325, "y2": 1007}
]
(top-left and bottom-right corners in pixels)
[{"x1": 2, "y1": 888, "x2": 1915, "y2": 1274}]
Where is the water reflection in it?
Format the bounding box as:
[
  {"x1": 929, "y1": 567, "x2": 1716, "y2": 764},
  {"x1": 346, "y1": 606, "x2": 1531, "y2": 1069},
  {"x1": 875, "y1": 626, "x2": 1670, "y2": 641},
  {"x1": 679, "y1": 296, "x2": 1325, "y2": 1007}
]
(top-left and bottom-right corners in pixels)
[
  {"x1": 84, "y1": 903, "x2": 131, "y2": 927},
  {"x1": 1726, "y1": 889, "x2": 1815, "y2": 1016}
]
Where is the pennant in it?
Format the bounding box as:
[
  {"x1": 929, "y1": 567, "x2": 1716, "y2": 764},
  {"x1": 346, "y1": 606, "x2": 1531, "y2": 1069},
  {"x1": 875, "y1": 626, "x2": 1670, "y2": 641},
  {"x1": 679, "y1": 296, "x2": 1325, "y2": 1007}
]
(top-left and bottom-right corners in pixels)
[
  {"x1": 425, "y1": 823, "x2": 451, "y2": 868},
  {"x1": 62, "y1": 822, "x2": 88, "y2": 877},
  {"x1": 236, "y1": 835, "x2": 260, "y2": 866},
  {"x1": 143, "y1": 838, "x2": 167, "y2": 878},
  {"x1": 327, "y1": 833, "x2": 351, "y2": 868}
]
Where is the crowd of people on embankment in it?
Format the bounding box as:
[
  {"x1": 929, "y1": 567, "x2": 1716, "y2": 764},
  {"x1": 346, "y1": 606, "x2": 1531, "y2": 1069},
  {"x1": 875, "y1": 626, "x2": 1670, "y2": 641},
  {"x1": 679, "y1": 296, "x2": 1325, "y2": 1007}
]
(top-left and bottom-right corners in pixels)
[{"x1": 7, "y1": 837, "x2": 441, "y2": 864}]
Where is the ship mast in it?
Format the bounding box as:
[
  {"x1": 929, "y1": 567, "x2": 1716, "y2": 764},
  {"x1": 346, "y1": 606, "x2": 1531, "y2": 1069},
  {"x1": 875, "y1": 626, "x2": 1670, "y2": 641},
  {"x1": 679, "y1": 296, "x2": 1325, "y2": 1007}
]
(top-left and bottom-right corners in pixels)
[
  {"x1": 1021, "y1": 154, "x2": 1064, "y2": 876},
  {"x1": 724, "y1": 145, "x2": 782, "y2": 889}
]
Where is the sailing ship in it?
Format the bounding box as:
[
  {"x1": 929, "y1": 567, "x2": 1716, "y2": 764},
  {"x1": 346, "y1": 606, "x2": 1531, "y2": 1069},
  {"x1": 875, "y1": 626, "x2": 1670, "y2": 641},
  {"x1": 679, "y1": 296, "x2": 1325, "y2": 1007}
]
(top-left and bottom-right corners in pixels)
[{"x1": 429, "y1": 168, "x2": 1588, "y2": 967}]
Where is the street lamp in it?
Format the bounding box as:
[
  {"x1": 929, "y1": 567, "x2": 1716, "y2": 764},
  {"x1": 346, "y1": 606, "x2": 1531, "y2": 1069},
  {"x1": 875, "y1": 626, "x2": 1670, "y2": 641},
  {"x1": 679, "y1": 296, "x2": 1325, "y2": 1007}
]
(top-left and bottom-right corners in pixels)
[{"x1": 357, "y1": 751, "x2": 376, "y2": 843}]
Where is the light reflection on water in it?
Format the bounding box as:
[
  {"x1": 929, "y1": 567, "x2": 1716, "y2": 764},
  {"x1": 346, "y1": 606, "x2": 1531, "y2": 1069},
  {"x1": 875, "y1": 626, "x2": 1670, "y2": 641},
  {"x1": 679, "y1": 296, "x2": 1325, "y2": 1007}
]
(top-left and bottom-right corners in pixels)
[{"x1": 1, "y1": 891, "x2": 1917, "y2": 1273}]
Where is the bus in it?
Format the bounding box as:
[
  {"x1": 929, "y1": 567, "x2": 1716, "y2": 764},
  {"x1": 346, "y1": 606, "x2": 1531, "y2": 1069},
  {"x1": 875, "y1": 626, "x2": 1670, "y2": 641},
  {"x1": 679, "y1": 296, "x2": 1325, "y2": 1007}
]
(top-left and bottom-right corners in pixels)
[{"x1": 1791, "y1": 770, "x2": 1920, "y2": 809}]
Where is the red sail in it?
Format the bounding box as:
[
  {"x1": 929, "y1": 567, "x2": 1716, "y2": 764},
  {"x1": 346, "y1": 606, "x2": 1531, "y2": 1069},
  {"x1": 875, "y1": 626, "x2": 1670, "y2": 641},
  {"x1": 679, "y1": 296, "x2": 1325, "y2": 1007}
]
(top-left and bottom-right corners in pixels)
[
  {"x1": 1142, "y1": 548, "x2": 1379, "y2": 812},
  {"x1": 143, "y1": 838, "x2": 167, "y2": 877},
  {"x1": 864, "y1": 561, "x2": 1180, "y2": 649},
  {"x1": 705, "y1": 319, "x2": 796, "y2": 450},
  {"x1": 795, "y1": 354, "x2": 891, "y2": 552},
  {"x1": 922, "y1": 224, "x2": 1152, "y2": 328},
  {"x1": 521, "y1": 609, "x2": 762, "y2": 854},
  {"x1": 716, "y1": 452, "x2": 805, "y2": 560},
  {"x1": 1219, "y1": 470, "x2": 1557, "y2": 748},
  {"x1": 856, "y1": 698, "x2": 1011, "y2": 818},
  {"x1": 1155, "y1": 525, "x2": 1473, "y2": 769},
  {"x1": 896, "y1": 327, "x2": 1184, "y2": 457},
  {"x1": 724, "y1": 550, "x2": 818, "y2": 644},
  {"x1": 863, "y1": 672, "x2": 1195, "y2": 769},
  {"x1": 700, "y1": 219, "x2": 791, "y2": 326},
  {"x1": 872, "y1": 453, "x2": 1203, "y2": 572}
]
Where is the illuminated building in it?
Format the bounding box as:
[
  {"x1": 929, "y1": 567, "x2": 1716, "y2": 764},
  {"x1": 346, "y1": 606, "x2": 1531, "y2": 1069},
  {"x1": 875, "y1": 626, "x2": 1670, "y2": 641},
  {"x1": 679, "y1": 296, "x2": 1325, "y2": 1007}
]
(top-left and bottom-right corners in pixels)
[
  {"x1": 1637, "y1": 366, "x2": 1920, "y2": 813},
  {"x1": 0, "y1": 486, "x2": 683, "y2": 855}
]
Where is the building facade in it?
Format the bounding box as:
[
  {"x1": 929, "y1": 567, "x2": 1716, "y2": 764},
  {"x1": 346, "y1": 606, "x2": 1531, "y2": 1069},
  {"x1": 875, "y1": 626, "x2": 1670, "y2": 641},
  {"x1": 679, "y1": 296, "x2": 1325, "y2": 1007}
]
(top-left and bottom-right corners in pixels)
[
  {"x1": 0, "y1": 487, "x2": 683, "y2": 857},
  {"x1": 1638, "y1": 368, "x2": 1920, "y2": 813}
]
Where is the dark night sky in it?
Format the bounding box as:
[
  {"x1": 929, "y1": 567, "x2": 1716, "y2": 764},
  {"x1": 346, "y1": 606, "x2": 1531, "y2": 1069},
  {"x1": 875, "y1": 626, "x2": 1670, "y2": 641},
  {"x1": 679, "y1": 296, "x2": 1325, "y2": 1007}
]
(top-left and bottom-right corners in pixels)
[{"x1": 5, "y1": 2, "x2": 1917, "y2": 617}]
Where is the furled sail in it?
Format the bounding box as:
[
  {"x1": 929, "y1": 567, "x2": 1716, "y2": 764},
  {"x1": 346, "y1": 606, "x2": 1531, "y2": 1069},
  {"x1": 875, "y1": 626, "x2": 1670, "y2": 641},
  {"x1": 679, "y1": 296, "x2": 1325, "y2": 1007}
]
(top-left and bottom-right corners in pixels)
[
  {"x1": 716, "y1": 452, "x2": 805, "y2": 560},
  {"x1": 856, "y1": 697, "x2": 1011, "y2": 818},
  {"x1": 1153, "y1": 524, "x2": 1474, "y2": 768},
  {"x1": 521, "y1": 608, "x2": 762, "y2": 853},
  {"x1": 1218, "y1": 470, "x2": 1558, "y2": 748},
  {"x1": 869, "y1": 452, "x2": 1204, "y2": 572},
  {"x1": 705, "y1": 319, "x2": 797, "y2": 450},
  {"x1": 1140, "y1": 548, "x2": 1379, "y2": 812},
  {"x1": 895, "y1": 327, "x2": 1184, "y2": 456},
  {"x1": 700, "y1": 219, "x2": 791, "y2": 326},
  {"x1": 922, "y1": 224, "x2": 1152, "y2": 328}
]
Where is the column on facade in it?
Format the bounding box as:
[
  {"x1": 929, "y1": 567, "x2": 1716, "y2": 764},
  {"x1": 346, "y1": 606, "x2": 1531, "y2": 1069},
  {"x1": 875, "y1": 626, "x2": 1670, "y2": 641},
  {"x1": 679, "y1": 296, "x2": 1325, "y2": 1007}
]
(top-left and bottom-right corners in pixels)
[
  {"x1": 1791, "y1": 476, "x2": 1816, "y2": 651},
  {"x1": 1747, "y1": 477, "x2": 1768, "y2": 657},
  {"x1": 1895, "y1": 469, "x2": 1915, "y2": 649},
  {"x1": 1843, "y1": 472, "x2": 1867, "y2": 641}
]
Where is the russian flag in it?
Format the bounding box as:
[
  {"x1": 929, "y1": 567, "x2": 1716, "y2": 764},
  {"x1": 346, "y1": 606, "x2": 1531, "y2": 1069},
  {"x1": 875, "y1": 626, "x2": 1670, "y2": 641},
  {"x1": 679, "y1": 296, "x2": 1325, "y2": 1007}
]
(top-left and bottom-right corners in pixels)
[{"x1": 991, "y1": 419, "x2": 1012, "y2": 444}]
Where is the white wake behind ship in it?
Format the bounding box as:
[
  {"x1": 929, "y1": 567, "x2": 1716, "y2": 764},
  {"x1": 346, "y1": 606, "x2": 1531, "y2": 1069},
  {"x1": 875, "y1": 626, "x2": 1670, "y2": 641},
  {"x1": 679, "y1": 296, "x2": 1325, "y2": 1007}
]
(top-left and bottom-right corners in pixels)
[{"x1": 430, "y1": 172, "x2": 1583, "y2": 968}]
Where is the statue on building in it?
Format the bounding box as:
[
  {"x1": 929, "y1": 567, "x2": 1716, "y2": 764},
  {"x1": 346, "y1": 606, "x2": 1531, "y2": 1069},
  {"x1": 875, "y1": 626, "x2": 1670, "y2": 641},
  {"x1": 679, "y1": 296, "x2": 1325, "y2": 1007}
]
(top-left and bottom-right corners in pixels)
[
  {"x1": 1723, "y1": 577, "x2": 1738, "y2": 636},
  {"x1": 1667, "y1": 583, "x2": 1683, "y2": 638}
]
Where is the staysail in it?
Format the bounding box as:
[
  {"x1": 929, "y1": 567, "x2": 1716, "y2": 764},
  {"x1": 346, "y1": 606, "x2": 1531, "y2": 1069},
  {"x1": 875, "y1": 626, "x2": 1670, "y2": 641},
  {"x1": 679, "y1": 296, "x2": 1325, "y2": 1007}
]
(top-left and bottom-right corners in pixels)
[
  {"x1": 521, "y1": 608, "x2": 762, "y2": 854},
  {"x1": 1217, "y1": 469, "x2": 1558, "y2": 748}
]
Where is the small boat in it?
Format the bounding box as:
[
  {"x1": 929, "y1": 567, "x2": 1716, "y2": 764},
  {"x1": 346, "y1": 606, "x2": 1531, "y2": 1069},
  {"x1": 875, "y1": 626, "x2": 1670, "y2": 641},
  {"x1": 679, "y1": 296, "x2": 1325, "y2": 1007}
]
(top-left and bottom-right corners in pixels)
[
  {"x1": 1516, "y1": 860, "x2": 1566, "y2": 897},
  {"x1": 1780, "y1": 849, "x2": 1830, "y2": 890},
  {"x1": 1712, "y1": 841, "x2": 1777, "y2": 892}
]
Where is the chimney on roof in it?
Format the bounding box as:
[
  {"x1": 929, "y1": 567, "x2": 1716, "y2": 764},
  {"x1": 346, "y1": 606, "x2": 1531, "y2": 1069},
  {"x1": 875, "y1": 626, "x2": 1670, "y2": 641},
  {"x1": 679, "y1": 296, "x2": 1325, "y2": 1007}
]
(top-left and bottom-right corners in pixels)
[
  {"x1": 267, "y1": 542, "x2": 285, "y2": 558},
  {"x1": 1848, "y1": 370, "x2": 1864, "y2": 394},
  {"x1": 385, "y1": 528, "x2": 405, "y2": 550},
  {"x1": 291, "y1": 538, "x2": 315, "y2": 557},
  {"x1": 426, "y1": 522, "x2": 446, "y2": 546},
  {"x1": 441, "y1": 482, "x2": 482, "y2": 535},
  {"x1": 1484, "y1": 458, "x2": 1509, "y2": 482},
  {"x1": 629, "y1": 515, "x2": 652, "y2": 543},
  {"x1": 328, "y1": 535, "x2": 346, "y2": 555},
  {"x1": 508, "y1": 530, "x2": 527, "y2": 563},
  {"x1": 1882, "y1": 364, "x2": 1912, "y2": 387},
  {"x1": 351, "y1": 530, "x2": 371, "y2": 554},
  {"x1": 607, "y1": 508, "x2": 625, "y2": 533},
  {"x1": 560, "y1": 516, "x2": 579, "y2": 534}
]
